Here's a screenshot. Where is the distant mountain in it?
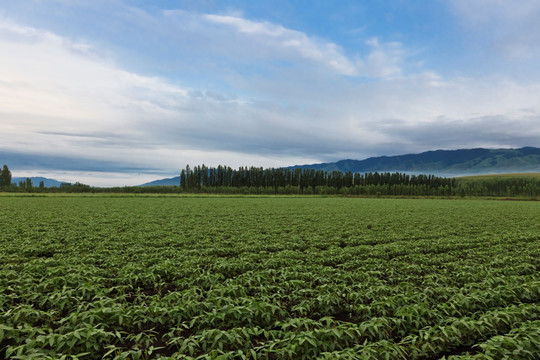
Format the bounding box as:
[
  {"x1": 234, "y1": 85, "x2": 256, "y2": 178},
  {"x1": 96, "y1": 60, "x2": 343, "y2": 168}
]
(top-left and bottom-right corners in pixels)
[
  {"x1": 12, "y1": 177, "x2": 66, "y2": 188},
  {"x1": 288, "y1": 147, "x2": 540, "y2": 175},
  {"x1": 136, "y1": 147, "x2": 540, "y2": 186},
  {"x1": 139, "y1": 176, "x2": 180, "y2": 187}
]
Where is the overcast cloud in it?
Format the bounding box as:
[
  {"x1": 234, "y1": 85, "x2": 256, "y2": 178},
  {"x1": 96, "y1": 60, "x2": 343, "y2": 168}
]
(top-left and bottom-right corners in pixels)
[{"x1": 1, "y1": 1, "x2": 540, "y2": 186}]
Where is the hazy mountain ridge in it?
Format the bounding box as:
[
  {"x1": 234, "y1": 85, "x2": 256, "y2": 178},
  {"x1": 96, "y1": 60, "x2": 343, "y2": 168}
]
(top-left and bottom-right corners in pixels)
[
  {"x1": 12, "y1": 177, "x2": 66, "y2": 188},
  {"x1": 139, "y1": 176, "x2": 180, "y2": 187},
  {"x1": 288, "y1": 147, "x2": 540, "y2": 175}
]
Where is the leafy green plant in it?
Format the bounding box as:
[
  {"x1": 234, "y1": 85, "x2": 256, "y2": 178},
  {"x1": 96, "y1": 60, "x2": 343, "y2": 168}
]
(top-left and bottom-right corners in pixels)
[{"x1": 1, "y1": 196, "x2": 539, "y2": 359}]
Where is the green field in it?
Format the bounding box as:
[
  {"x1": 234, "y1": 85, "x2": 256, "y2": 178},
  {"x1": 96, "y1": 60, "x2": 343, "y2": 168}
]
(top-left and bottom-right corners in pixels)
[
  {"x1": 458, "y1": 173, "x2": 540, "y2": 182},
  {"x1": 1, "y1": 196, "x2": 540, "y2": 359}
]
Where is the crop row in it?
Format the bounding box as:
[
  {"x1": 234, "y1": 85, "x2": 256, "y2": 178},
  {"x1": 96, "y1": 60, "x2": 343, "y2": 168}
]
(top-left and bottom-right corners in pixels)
[{"x1": 1, "y1": 196, "x2": 539, "y2": 359}]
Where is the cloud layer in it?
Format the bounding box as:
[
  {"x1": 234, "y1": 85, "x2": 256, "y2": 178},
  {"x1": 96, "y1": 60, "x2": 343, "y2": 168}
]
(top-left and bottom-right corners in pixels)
[
  {"x1": 1, "y1": 2, "x2": 540, "y2": 185},
  {"x1": 450, "y1": 0, "x2": 540, "y2": 62}
]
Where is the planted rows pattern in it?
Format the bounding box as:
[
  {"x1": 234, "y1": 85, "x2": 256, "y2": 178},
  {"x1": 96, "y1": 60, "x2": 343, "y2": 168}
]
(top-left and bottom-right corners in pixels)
[{"x1": 1, "y1": 196, "x2": 540, "y2": 359}]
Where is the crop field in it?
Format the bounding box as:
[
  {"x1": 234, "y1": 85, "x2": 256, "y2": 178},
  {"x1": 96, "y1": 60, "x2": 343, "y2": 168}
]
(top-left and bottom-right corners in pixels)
[
  {"x1": 458, "y1": 173, "x2": 540, "y2": 181},
  {"x1": 1, "y1": 195, "x2": 540, "y2": 359}
]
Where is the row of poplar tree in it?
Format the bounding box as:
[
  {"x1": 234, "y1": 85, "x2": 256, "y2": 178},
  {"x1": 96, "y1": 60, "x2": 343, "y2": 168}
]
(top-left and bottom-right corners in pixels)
[
  {"x1": 180, "y1": 165, "x2": 456, "y2": 193},
  {"x1": 178, "y1": 165, "x2": 540, "y2": 197}
]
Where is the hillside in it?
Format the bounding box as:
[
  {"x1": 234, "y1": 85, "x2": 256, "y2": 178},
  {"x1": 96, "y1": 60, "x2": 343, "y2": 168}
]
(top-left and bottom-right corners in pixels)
[{"x1": 288, "y1": 147, "x2": 540, "y2": 175}]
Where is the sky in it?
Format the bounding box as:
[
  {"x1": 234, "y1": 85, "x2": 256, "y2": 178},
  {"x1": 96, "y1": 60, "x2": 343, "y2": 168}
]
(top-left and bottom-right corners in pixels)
[{"x1": 2, "y1": 0, "x2": 540, "y2": 186}]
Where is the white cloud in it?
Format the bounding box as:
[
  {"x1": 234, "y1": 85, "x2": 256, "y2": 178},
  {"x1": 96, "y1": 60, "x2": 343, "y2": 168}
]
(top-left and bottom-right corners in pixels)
[
  {"x1": 0, "y1": 20, "x2": 187, "y2": 119},
  {"x1": 450, "y1": 0, "x2": 540, "y2": 60},
  {"x1": 201, "y1": 13, "x2": 404, "y2": 77},
  {"x1": 0, "y1": 18, "x2": 190, "y2": 157},
  {"x1": 0, "y1": 16, "x2": 330, "y2": 180}
]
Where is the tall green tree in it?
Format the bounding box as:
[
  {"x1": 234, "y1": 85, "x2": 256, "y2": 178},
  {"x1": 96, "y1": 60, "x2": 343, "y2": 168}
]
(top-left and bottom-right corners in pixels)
[
  {"x1": 0, "y1": 164, "x2": 12, "y2": 187},
  {"x1": 180, "y1": 169, "x2": 186, "y2": 190},
  {"x1": 25, "y1": 177, "x2": 33, "y2": 192}
]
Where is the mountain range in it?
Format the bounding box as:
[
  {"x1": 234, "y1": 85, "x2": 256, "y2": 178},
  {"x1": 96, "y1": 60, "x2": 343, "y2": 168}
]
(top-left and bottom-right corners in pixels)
[
  {"x1": 12, "y1": 177, "x2": 65, "y2": 188},
  {"x1": 8, "y1": 147, "x2": 540, "y2": 187},
  {"x1": 138, "y1": 147, "x2": 540, "y2": 186},
  {"x1": 287, "y1": 147, "x2": 540, "y2": 175},
  {"x1": 139, "y1": 176, "x2": 181, "y2": 187}
]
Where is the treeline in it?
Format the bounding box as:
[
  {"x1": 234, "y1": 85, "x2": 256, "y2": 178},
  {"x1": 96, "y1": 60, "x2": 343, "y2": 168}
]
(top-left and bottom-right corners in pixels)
[
  {"x1": 0, "y1": 179, "x2": 93, "y2": 193},
  {"x1": 178, "y1": 165, "x2": 540, "y2": 197},
  {"x1": 2, "y1": 162, "x2": 540, "y2": 197},
  {"x1": 455, "y1": 178, "x2": 540, "y2": 197},
  {"x1": 180, "y1": 165, "x2": 457, "y2": 195},
  {"x1": 178, "y1": 163, "x2": 464, "y2": 196}
]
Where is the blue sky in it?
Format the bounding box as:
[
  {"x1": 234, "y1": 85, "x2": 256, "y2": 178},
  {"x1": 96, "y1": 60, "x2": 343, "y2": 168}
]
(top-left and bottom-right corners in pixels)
[{"x1": 1, "y1": 0, "x2": 540, "y2": 186}]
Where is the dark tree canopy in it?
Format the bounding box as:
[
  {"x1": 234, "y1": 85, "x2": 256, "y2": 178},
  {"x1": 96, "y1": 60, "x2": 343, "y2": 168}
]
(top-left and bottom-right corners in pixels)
[
  {"x1": 176, "y1": 164, "x2": 540, "y2": 197},
  {"x1": 0, "y1": 164, "x2": 12, "y2": 187},
  {"x1": 179, "y1": 164, "x2": 457, "y2": 194}
]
